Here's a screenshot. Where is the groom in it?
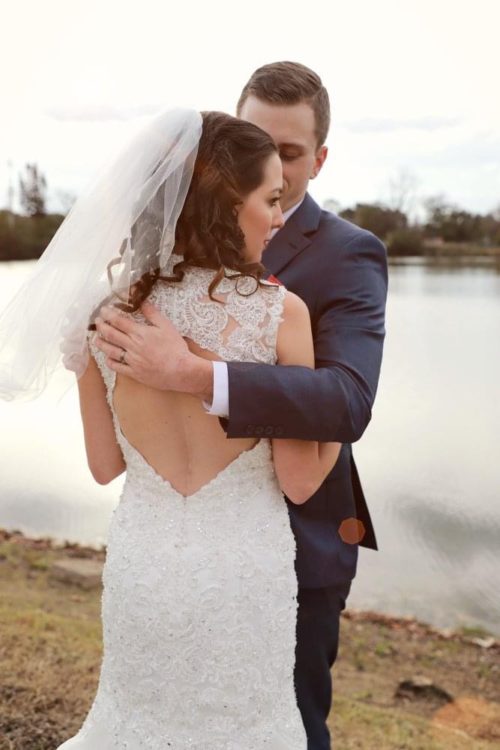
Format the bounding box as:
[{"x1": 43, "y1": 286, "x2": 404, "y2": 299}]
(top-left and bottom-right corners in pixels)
[{"x1": 98, "y1": 62, "x2": 388, "y2": 749}]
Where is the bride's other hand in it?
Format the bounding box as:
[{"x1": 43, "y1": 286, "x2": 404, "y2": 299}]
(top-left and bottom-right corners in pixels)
[
  {"x1": 59, "y1": 318, "x2": 89, "y2": 374},
  {"x1": 94, "y1": 302, "x2": 213, "y2": 400}
]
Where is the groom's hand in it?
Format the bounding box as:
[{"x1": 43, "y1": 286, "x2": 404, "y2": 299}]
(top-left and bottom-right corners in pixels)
[{"x1": 94, "y1": 302, "x2": 214, "y2": 401}]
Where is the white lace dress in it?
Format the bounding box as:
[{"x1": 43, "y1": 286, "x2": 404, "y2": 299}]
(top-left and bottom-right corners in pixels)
[{"x1": 56, "y1": 255, "x2": 307, "y2": 750}]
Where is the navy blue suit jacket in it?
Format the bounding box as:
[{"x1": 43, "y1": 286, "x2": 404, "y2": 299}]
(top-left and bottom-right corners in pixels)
[{"x1": 224, "y1": 193, "x2": 388, "y2": 588}]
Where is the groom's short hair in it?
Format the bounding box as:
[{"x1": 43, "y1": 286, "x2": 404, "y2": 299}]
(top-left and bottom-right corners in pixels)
[{"x1": 237, "y1": 61, "x2": 330, "y2": 147}]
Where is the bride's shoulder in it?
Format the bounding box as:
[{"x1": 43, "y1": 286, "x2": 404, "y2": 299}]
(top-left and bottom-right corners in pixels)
[
  {"x1": 280, "y1": 289, "x2": 309, "y2": 322},
  {"x1": 275, "y1": 291, "x2": 313, "y2": 366}
]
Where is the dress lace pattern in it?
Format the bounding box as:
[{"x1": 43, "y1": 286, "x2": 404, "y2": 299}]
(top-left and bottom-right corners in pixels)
[
  {"x1": 56, "y1": 257, "x2": 306, "y2": 749},
  {"x1": 139, "y1": 255, "x2": 287, "y2": 366}
]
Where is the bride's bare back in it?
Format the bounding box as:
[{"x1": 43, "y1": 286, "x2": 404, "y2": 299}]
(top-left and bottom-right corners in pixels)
[
  {"x1": 113, "y1": 340, "x2": 257, "y2": 498},
  {"x1": 110, "y1": 256, "x2": 285, "y2": 497}
]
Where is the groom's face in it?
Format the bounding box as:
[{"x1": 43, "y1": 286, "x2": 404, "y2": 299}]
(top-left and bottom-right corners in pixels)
[{"x1": 238, "y1": 96, "x2": 327, "y2": 212}]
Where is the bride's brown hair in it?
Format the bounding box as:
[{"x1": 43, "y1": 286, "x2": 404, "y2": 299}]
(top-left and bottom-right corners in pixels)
[{"x1": 110, "y1": 111, "x2": 279, "y2": 313}]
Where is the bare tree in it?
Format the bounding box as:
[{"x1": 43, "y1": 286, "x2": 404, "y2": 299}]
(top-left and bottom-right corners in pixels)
[
  {"x1": 19, "y1": 163, "x2": 47, "y2": 217},
  {"x1": 387, "y1": 167, "x2": 419, "y2": 220},
  {"x1": 322, "y1": 198, "x2": 342, "y2": 214},
  {"x1": 5, "y1": 159, "x2": 14, "y2": 211}
]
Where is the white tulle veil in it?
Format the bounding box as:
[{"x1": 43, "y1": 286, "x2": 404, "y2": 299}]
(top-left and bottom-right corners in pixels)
[{"x1": 0, "y1": 108, "x2": 203, "y2": 401}]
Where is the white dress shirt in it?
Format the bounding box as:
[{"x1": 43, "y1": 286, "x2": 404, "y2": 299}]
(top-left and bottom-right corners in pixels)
[{"x1": 203, "y1": 198, "x2": 304, "y2": 418}]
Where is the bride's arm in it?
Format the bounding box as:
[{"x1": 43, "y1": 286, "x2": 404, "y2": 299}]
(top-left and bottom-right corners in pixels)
[
  {"x1": 271, "y1": 292, "x2": 341, "y2": 505},
  {"x1": 77, "y1": 354, "x2": 126, "y2": 485}
]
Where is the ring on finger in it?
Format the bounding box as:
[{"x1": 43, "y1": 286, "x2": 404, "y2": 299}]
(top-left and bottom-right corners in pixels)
[{"x1": 119, "y1": 349, "x2": 127, "y2": 365}]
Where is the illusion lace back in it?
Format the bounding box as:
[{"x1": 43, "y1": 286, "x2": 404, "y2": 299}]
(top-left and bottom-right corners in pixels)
[{"x1": 56, "y1": 255, "x2": 307, "y2": 750}]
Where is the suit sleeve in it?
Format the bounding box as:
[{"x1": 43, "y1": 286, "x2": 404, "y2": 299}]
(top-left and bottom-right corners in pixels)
[{"x1": 223, "y1": 231, "x2": 388, "y2": 443}]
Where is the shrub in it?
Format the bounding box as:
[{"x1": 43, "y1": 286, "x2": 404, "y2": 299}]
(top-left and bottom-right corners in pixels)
[
  {"x1": 386, "y1": 228, "x2": 424, "y2": 256},
  {"x1": 0, "y1": 211, "x2": 64, "y2": 261}
]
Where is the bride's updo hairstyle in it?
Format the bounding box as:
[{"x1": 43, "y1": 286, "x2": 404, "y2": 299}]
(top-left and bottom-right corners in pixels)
[{"x1": 114, "y1": 111, "x2": 279, "y2": 312}]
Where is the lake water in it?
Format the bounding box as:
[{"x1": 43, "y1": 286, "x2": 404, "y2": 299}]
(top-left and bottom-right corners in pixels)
[{"x1": 1, "y1": 260, "x2": 499, "y2": 635}]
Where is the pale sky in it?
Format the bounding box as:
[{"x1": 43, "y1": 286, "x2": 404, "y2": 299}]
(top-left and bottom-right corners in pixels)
[{"x1": 1, "y1": 0, "x2": 499, "y2": 217}]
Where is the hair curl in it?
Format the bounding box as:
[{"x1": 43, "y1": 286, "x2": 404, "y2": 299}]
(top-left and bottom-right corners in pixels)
[{"x1": 108, "y1": 111, "x2": 279, "y2": 316}]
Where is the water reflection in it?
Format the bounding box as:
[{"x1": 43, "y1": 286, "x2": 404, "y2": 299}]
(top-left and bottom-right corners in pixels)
[
  {"x1": 389, "y1": 255, "x2": 500, "y2": 275},
  {"x1": 347, "y1": 261, "x2": 500, "y2": 634},
  {"x1": 1, "y1": 260, "x2": 499, "y2": 634},
  {"x1": 398, "y1": 500, "x2": 499, "y2": 563}
]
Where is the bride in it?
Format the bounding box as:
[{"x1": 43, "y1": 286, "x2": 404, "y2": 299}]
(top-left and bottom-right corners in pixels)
[{"x1": 0, "y1": 109, "x2": 340, "y2": 748}]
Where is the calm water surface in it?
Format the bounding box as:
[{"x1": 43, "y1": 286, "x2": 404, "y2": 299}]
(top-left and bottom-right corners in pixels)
[{"x1": 1, "y1": 260, "x2": 499, "y2": 634}]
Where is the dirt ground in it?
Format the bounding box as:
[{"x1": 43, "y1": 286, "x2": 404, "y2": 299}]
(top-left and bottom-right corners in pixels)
[{"x1": 1, "y1": 528, "x2": 499, "y2": 750}]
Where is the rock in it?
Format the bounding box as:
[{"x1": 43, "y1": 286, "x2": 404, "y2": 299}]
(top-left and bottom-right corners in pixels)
[
  {"x1": 438, "y1": 627, "x2": 455, "y2": 639},
  {"x1": 395, "y1": 675, "x2": 453, "y2": 704},
  {"x1": 50, "y1": 557, "x2": 103, "y2": 589},
  {"x1": 471, "y1": 636, "x2": 496, "y2": 649},
  {"x1": 432, "y1": 697, "x2": 500, "y2": 742}
]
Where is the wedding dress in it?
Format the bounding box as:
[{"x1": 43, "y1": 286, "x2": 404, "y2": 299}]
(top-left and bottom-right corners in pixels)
[{"x1": 56, "y1": 255, "x2": 307, "y2": 749}]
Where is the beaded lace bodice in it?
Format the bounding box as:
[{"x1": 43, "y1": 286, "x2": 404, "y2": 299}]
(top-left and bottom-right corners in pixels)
[{"x1": 135, "y1": 253, "x2": 287, "y2": 365}]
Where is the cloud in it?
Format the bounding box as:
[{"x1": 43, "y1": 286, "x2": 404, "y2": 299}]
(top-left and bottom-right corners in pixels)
[
  {"x1": 414, "y1": 131, "x2": 500, "y2": 169},
  {"x1": 45, "y1": 103, "x2": 162, "y2": 122},
  {"x1": 342, "y1": 116, "x2": 462, "y2": 134}
]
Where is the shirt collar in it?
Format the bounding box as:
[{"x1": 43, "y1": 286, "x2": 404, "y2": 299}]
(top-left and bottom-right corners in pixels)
[{"x1": 270, "y1": 197, "x2": 305, "y2": 238}]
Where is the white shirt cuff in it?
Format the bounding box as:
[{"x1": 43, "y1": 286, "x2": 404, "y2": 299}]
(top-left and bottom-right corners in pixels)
[{"x1": 203, "y1": 361, "x2": 229, "y2": 417}]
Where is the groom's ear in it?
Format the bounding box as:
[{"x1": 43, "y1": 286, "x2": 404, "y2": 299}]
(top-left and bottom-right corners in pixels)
[{"x1": 310, "y1": 145, "x2": 328, "y2": 180}]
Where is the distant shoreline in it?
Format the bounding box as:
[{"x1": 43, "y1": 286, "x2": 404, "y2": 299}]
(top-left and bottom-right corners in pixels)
[
  {"x1": 399, "y1": 241, "x2": 500, "y2": 261},
  {"x1": 3, "y1": 205, "x2": 500, "y2": 264},
  {"x1": 2, "y1": 255, "x2": 500, "y2": 269},
  {"x1": 388, "y1": 253, "x2": 500, "y2": 266},
  {"x1": 2, "y1": 244, "x2": 500, "y2": 264}
]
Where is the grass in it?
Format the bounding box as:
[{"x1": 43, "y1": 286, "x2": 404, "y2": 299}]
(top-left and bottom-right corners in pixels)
[{"x1": 1, "y1": 530, "x2": 499, "y2": 749}]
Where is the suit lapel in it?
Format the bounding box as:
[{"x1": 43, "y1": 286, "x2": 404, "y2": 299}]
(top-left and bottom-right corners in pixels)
[{"x1": 263, "y1": 193, "x2": 322, "y2": 277}]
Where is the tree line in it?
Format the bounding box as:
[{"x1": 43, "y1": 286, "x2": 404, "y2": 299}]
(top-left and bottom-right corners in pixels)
[
  {"x1": 1, "y1": 163, "x2": 65, "y2": 261},
  {"x1": 335, "y1": 200, "x2": 500, "y2": 257},
  {"x1": 1, "y1": 163, "x2": 499, "y2": 261}
]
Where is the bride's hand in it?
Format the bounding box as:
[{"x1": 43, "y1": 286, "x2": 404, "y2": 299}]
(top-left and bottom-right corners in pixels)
[
  {"x1": 94, "y1": 302, "x2": 213, "y2": 400},
  {"x1": 60, "y1": 333, "x2": 87, "y2": 373},
  {"x1": 59, "y1": 311, "x2": 90, "y2": 374}
]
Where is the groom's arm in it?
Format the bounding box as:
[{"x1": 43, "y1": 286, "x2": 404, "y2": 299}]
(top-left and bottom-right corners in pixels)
[
  {"x1": 223, "y1": 232, "x2": 388, "y2": 444},
  {"x1": 95, "y1": 232, "x2": 387, "y2": 444}
]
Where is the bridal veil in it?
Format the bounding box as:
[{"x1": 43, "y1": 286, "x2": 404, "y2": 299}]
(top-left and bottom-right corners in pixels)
[{"x1": 0, "y1": 108, "x2": 202, "y2": 401}]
